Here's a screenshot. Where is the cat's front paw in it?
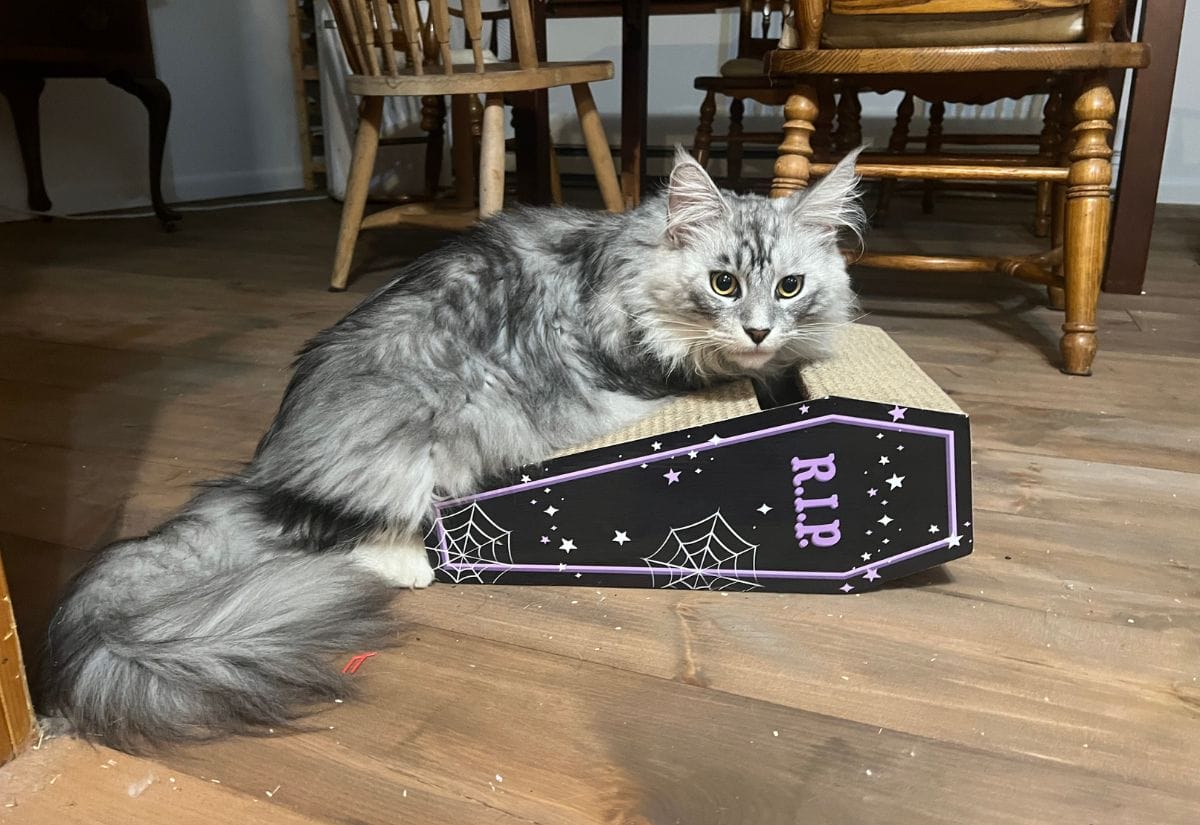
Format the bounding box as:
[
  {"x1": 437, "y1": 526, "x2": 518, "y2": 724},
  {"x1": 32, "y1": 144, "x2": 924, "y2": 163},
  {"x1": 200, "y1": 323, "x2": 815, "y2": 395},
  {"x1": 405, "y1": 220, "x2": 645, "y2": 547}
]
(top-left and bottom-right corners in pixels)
[{"x1": 352, "y1": 539, "x2": 436, "y2": 589}]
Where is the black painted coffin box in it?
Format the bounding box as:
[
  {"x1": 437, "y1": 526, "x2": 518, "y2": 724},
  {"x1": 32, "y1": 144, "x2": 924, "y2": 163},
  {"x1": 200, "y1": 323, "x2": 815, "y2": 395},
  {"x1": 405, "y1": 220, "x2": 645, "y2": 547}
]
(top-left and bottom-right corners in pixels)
[{"x1": 425, "y1": 326, "x2": 973, "y2": 593}]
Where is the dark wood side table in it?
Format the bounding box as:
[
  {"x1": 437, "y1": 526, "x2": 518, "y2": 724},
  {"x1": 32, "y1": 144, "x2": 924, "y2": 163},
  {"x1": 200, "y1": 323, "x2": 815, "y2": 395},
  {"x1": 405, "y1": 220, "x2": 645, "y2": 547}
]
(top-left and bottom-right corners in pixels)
[{"x1": 0, "y1": 0, "x2": 180, "y2": 227}]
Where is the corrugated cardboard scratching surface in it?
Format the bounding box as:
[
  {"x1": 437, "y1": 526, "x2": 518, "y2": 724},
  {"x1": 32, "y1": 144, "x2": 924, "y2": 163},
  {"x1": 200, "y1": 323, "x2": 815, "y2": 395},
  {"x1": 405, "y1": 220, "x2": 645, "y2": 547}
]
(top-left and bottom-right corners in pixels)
[{"x1": 566, "y1": 324, "x2": 960, "y2": 455}]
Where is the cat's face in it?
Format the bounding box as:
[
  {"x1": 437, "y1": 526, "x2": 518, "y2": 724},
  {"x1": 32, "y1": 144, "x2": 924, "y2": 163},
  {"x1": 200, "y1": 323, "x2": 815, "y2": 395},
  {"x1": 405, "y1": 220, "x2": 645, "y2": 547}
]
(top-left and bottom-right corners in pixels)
[{"x1": 644, "y1": 149, "x2": 862, "y2": 377}]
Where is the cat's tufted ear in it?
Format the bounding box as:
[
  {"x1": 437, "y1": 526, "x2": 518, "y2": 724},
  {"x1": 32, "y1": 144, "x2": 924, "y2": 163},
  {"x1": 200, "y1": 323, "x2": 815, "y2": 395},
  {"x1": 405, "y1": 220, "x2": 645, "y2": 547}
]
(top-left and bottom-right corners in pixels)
[
  {"x1": 782, "y1": 146, "x2": 866, "y2": 236},
  {"x1": 665, "y1": 146, "x2": 728, "y2": 247}
]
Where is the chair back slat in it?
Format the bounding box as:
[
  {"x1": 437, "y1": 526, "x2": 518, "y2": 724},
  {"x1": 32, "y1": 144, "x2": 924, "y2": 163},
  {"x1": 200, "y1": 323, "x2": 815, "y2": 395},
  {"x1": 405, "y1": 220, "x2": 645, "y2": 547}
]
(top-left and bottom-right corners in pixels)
[
  {"x1": 371, "y1": 0, "x2": 399, "y2": 74},
  {"x1": 507, "y1": 0, "x2": 542, "y2": 70},
  {"x1": 333, "y1": 0, "x2": 525, "y2": 77},
  {"x1": 350, "y1": 0, "x2": 382, "y2": 74},
  {"x1": 460, "y1": 0, "x2": 488, "y2": 72},
  {"x1": 330, "y1": 0, "x2": 367, "y2": 74},
  {"x1": 393, "y1": 0, "x2": 426, "y2": 75},
  {"x1": 737, "y1": 0, "x2": 788, "y2": 60},
  {"x1": 430, "y1": 1, "x2": 456, "y2": 74}
]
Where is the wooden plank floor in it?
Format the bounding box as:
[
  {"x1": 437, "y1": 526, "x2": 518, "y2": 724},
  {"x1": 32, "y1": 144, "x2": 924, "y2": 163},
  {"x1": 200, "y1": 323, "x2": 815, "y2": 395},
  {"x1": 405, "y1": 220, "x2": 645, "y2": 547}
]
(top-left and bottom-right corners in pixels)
[{"x1": 1, "y1": 195, "x2": 1198, "y2": 823}]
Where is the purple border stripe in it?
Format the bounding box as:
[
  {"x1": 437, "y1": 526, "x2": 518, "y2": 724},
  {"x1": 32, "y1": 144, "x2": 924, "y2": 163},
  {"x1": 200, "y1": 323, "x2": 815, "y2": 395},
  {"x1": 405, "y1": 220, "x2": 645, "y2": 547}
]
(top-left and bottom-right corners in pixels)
[{"x1": 434, "y1": 412, "x2": 960, "y2": 582}]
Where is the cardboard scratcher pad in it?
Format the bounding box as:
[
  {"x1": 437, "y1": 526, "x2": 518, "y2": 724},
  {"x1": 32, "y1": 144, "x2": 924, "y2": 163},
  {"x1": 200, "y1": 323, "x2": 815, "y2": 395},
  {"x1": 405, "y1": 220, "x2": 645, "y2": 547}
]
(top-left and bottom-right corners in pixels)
[{"x1": 429, "y1": 325, "x2": 973, "y2": 593}]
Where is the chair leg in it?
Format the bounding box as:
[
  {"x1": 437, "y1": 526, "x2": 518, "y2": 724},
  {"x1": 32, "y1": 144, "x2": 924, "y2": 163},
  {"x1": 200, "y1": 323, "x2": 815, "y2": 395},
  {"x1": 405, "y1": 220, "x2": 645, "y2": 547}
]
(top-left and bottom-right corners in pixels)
[
  {"x1": 420, "y1": 95, "x2": 447, "y2": 200},
  {"x1": 813, "y1": 82, "x2": 836, "y2": 155},
  {"x1": 875, "y1": 92, "x2": 914, "y2": 228},
  {"x1": 771, "y1": 87, "x2": 818, "y2": 198},
  {"x1": 549, "y1": 139, "x2": 564, "y2": 207},
  {"x1": 478, "y1": 92, "x2": 506, "y2": 218},
  {"x1": 450, "y1": 95, "x2": 476, "y2": 207},
  {"x1": 693, "y1": 90, "x2": 717, "y2": 168},
  {"x1": 330, "y1": 95, "x2": 383, "y2": 292},
  {"x1": 1060, "y1": 76, "x2": 1115, "y2": 376},
  {"x1": 1049, "y1": 88, "x2": 1074, "y2": 311},
  {"x1": 572, "y1": 83, "x2": 623, "y2": 213},
  {"x1": 834, "y1": 89, "x2": 862, "y2": 151},
  {"x1": 727, "y1": 98, "x2": 745, "y2": 188},
  {"x1": 922, "y1": 101, "x2": 945, "y2": 214},
  {"x1": 1034, "y1": 92, "x2": 1061, "y2": 238}
]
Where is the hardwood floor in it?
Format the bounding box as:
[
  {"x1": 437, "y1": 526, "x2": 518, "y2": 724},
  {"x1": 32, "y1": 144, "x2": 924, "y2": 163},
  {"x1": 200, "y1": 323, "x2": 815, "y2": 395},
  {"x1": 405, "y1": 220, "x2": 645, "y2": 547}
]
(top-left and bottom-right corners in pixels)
[{"x1": 1, "y1": 194, "x2": 1197, "y2": 823}]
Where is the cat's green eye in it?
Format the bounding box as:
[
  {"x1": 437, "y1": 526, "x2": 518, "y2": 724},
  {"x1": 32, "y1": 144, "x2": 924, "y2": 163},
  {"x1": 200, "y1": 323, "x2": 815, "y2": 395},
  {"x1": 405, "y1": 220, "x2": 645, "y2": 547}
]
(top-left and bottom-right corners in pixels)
[
  {"x1": 710, "y1": 271, "x2": 739, "y2": 297},
  {"x1": 776, "y1": 274, "x2": 804, "y2": 299}
]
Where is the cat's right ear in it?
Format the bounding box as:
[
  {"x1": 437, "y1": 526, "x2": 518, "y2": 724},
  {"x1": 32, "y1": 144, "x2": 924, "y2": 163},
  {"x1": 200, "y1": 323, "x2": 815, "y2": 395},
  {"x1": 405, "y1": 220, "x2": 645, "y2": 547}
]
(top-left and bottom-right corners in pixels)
[{"x1": 665, "y1": 146, "x2": 727, "y2": 247}]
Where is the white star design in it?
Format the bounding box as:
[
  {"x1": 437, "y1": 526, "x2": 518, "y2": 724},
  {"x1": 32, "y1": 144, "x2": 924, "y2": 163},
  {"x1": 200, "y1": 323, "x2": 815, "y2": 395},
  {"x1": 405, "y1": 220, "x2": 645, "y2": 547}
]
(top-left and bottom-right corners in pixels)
[
  {"x1": 882, "y1": 500, "x2": 889, "y2": 506},
  {"x1": 574, "y1": 573, "x2": 582, "y2": 579},
  {"x1": 879, "y1": 456, "x2": 890, "y2": 465},
  {"x1": 530, "y1": 499, "x2": 537, "y2": 504},
  {"x1": 612, "y1": 531, "x2": 630, "y2": 546},
  {"x1": 864, "y1": 569, "x2": 882, "y2": 582},
  {"x1": 640, "y1": 463, "x2": 648, "y2": 469},
  {"x1": 651, "y1": 441, "x2": 662, "y2": 451},
  {"x1": 839, "y1": 583, "x2": 854, "y2": 593},
  {"x1": 929, "y1": 524, "x2": 940, "y2": 534},
  {"x1": 560, "y1": 538, "x2": 576, "y2": 552},
  {"x1": 947, "y1": 534, "x2": 963, "y2": 548},
  {"x1": 799, "y1": 404, "x2": 810, "y2": 414},
  {"x1": 865, "y1": 530, "x2": 873, "y2": 536},
  {"x1": 876, "y1": 433, "x2": 885, "y2": 440},
  {"x1": 520, "y1": 474, "x2": 531, "y2": 483},
  {"x1": 708, "y1": 434, "x2": 722, "y2": 445},
  {"x1": 544, "y1": 505, "x2": 559, "y2": 517},
  {"x1": 882, "y1": 538, "x2": 890, "y2": 544},
  {"x1": 694, "y1": 468, "x2": 702, "y2": 474},
  {"x1": 878, "y1": 515, "x2": 893, "y2": 526},
  {"x1": 867, "y1": 488, "x2": 878, "y2": 497},
  {"x1": 897, "y1": 445, "x2": 905, "y2": 451},
  {"x1": 889, "y1": 405, "x2": 908, "y2": 422},
  {"x1": 543, "y1": 487, "x2": 551, "y2": 493},
  {"x1": 886, "y1": 474, "x2": 905, "y2": 490},
  {"x1": 558, "y1": 562, "x2": 567, "y2": 572},
  {"x1": 688, "y1": 450, "x2": 699, "y2": 459},
  {"x1": 664, "y1": 468, "x2": 681, "y2": 484},
  {"x1": 861, "y1": 552, "x2": 872, "y2": 561},
  {"x1": 540, "y1": 536, "x2": 550, "y2": 544},
  {"x1": 757, "y1": 503, "x2": 773, "y2": 515}
]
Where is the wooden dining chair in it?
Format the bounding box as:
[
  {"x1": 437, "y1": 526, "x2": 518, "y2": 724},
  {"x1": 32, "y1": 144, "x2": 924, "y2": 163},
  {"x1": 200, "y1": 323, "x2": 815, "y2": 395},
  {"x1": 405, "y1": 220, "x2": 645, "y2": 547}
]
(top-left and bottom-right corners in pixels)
[
  {"x1": 328, "y1": 0, "x2": 623, "y2": 291},
  {"x1": 766, "y1": 0, "x2": 1148, "y2": 376}
]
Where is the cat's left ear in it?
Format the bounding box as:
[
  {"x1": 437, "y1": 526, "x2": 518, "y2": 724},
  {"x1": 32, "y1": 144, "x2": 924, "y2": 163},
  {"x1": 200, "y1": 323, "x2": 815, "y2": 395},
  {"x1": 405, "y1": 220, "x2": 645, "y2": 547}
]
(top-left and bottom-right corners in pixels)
[
  {"x1": 780, "y1": 147, "x2": 865, "y2": 235},
  {"x1": 665, "y1": 146, "x2": 728, "y2": 247}
]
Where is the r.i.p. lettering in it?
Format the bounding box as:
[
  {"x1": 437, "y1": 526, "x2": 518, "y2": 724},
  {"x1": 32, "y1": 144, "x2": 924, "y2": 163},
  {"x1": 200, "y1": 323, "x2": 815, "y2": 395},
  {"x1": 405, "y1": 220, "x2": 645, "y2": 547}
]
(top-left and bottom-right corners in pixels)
[{"x1": 791, "y1": 453, "x2": 842, "y2": 548}]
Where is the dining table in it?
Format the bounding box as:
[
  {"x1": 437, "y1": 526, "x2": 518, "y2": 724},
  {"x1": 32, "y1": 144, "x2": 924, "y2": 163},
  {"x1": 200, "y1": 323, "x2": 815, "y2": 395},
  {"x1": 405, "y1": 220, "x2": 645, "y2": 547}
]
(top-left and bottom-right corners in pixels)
[{"x1": 512, "y1": 0, "x2": 730, "y2": 209}]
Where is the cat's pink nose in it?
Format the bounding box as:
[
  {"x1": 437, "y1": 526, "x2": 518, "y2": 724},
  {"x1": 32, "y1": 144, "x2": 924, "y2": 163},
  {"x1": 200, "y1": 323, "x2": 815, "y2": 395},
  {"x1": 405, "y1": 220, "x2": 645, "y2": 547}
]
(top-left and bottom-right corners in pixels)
[{"x1": 744, "y1": 327, "x2": 771, "y2": 345}]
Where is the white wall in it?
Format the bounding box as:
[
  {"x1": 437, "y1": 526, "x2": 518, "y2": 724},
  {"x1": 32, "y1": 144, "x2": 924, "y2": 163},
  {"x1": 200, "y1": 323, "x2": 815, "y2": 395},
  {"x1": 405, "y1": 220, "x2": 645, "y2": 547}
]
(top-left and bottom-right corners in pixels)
[
  {"x1": 1158, "y1": 0, "x2": 1200, "y2": 205},
  {"x1": 0, "y1": 0, "x2": 304, "y2": 220}
]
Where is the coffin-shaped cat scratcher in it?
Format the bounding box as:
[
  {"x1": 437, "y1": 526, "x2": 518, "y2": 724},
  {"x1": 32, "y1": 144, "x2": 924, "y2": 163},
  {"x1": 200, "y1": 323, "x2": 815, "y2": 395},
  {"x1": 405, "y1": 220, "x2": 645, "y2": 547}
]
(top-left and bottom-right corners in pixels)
[{"x1": 426, "y1": 325, "x2": 972, "y2": 593}]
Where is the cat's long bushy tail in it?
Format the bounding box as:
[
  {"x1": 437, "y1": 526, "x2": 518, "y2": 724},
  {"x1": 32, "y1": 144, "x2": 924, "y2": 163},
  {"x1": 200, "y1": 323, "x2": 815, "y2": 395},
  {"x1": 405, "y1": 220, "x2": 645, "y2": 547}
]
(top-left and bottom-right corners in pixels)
[{"x1": 41, "y1": 486, "x2": 395, "y2": 753}]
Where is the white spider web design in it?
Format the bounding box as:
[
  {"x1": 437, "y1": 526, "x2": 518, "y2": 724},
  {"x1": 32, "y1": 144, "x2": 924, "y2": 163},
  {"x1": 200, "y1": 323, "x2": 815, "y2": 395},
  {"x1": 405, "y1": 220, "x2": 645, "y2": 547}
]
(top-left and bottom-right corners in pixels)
[
  {"x1": 643, "y1": 510, "x2": 762, "y2": 591},
  {"x1": 429, "y1": 502, "x2": 513, "y2": 584}
]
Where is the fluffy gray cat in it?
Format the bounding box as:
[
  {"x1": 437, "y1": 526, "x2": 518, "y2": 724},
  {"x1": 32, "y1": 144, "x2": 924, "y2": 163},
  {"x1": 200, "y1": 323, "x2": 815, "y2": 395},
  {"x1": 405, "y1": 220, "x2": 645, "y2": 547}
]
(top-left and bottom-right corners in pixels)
[{"x1": 43, "y1": 149, "x2": 863, "y2": 751}]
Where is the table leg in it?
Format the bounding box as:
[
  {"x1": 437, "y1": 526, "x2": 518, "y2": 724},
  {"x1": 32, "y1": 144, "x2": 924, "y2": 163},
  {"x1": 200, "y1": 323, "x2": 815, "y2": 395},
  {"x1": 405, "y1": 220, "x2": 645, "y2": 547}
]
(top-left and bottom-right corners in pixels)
[
  {"x1": 511, "y1": 0, "x2": 553, "y2": 205},
  {"x1": 107, "y1": 74, "x2": 182, "y2": 228},
  {"x1": 1105, "y1": 0, "x2": 1186, "y2": 294},
  {"x1": 0, "y1": 74, "x2": 51, "y2": 213},
  {"x1": 621, "y1": 0, "x2": 650, "y2": 208}
]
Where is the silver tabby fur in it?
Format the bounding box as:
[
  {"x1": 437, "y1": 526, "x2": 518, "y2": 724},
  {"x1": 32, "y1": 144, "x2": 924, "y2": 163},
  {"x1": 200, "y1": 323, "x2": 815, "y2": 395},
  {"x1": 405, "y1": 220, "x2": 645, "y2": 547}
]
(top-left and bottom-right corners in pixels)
[{"x1": 42, "y1": 149, "x2": 863, "y2": 751}]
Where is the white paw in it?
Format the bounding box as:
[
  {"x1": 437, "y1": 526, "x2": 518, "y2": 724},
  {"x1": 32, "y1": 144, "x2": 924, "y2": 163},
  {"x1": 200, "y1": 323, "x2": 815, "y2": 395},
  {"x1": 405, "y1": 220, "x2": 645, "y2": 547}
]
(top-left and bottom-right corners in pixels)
[{"x1": 352, "y1": 538, "x2": 436, "y2": 589}]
